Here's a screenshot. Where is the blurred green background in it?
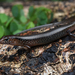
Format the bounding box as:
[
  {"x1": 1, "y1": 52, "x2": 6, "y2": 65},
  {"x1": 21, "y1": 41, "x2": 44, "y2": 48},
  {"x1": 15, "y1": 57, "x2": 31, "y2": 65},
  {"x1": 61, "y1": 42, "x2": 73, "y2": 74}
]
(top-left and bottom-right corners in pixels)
[{"x1": 0, "y1": 4, "x2": 53, "y2": 38}]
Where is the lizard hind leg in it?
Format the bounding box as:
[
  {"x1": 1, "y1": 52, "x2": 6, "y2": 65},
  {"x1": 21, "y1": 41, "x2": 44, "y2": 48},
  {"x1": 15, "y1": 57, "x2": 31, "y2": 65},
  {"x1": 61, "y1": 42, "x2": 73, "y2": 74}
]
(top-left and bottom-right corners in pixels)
[
  {"x1": 67, "y1": 30, "x2": 75, "y2": 38},
  {"x1": 69, "y1": 32, "x2": 75, "y2": 38}
]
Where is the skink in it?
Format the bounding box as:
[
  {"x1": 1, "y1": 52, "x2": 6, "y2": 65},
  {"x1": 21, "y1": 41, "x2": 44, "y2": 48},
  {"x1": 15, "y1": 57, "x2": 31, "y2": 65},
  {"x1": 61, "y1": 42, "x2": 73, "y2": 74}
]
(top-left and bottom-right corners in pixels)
[{"x1": 0, "y1": 16, "x2": 75, "y2": 49}]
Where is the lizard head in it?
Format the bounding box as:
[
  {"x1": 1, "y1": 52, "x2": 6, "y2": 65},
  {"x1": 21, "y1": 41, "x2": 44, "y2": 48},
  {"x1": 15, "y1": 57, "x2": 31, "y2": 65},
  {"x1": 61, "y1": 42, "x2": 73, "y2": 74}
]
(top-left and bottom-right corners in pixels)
[
  {"x1": 0, "y1": 36, "x2": 10, "y2": 44},
  {"x1": 0, "y1": 36, "x2": 20, "y2": 46}
]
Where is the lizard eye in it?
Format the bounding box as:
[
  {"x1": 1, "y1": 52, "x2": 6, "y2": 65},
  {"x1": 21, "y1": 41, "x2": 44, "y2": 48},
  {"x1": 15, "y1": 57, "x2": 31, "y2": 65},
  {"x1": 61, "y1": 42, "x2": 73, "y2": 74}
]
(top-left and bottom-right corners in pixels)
[{"x1": 5, "y1": 39, "x2": 9, "y2": 41}]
